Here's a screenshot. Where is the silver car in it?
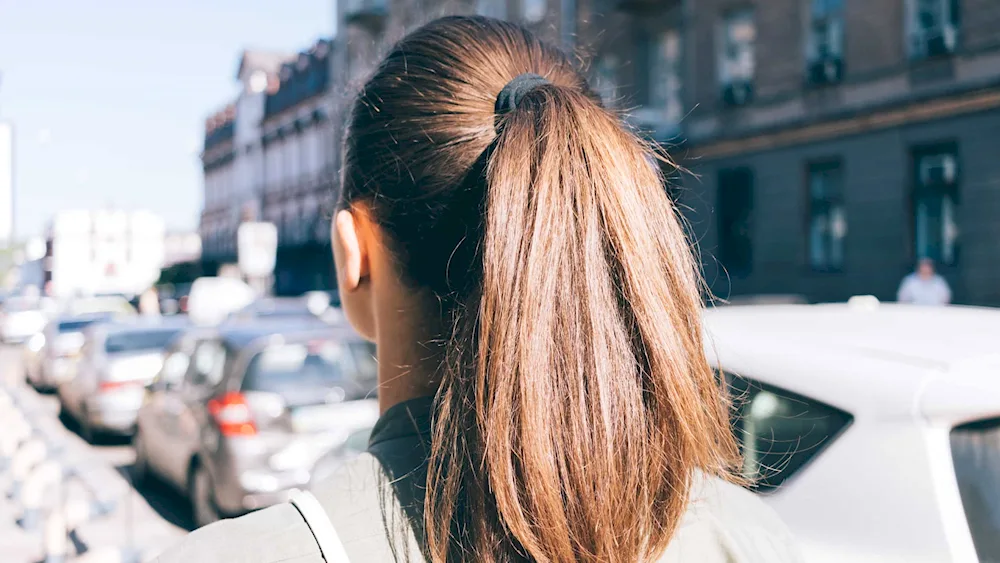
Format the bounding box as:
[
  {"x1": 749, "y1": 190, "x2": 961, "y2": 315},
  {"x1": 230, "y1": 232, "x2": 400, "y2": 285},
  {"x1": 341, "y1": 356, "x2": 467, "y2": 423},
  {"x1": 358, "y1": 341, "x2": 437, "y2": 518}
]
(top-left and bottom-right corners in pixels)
[
  {"x1": 57, "y1": 318, "x2": 187, "y2": 442},
  {"x1": 133, "y1": 322, "x2": 378, "y2": 527},
  {"x1": 25, "y1": 313, "x2": 117, "y2": 391}
]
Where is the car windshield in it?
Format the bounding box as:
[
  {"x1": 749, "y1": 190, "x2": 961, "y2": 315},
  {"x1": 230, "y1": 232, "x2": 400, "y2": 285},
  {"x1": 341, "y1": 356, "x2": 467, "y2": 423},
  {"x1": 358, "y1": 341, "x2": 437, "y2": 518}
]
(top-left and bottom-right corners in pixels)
[
  {"x1": 242, "y1": 339, "x2": 377, "y2": 400},
  {"x1": 257, "y1": 309, "x2": 311, "y2": 318},
  {"x1": 951, "y1": 418, "x2": 1000, "y2": 561},
  {"x1": 105, "y1": 329, "x2": 180, "y2": 354},
  {"x1": 71, "y1": 298, "x2": 135, "y2": 316},
  {"x1": 58, "y1": 316, "x2": 108, "y2": 333}
]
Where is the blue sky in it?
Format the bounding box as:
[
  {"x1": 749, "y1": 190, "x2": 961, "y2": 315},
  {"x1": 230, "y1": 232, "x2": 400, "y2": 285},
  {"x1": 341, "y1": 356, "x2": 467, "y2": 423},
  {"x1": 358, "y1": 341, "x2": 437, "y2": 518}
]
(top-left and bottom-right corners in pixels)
[{"x1": 0, "y1": 0, "x2": 333, "y2": 239}]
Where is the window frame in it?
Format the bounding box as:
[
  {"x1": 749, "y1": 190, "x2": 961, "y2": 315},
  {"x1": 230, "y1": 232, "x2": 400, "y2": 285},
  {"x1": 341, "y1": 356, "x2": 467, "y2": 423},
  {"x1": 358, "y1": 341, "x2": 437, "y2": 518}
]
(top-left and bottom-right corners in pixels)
[
  {"x1": 593, "y1": 54, "x2": 620, "y2": 108},
  {"x1": 647, "y1": 29, "x2": 683, "y2": 125},
  {"x1": 806, "y1": 160, "x2": 847, "y2": 272},
  {"x1": 911, "y1": 143, "x2": 960, "y2": 266},
  {"x1": 717, "y1": 8, "x2": 756, "y2": 105},
  {"x1": 906, "y1": 0, "x2": 961, "y2": 60},
  {"x1": 725, "y1": 372, "x2": 855, "y2": 493},
  {"x1": 804, "y1": 0, "x2": 845, "y2": 84}
]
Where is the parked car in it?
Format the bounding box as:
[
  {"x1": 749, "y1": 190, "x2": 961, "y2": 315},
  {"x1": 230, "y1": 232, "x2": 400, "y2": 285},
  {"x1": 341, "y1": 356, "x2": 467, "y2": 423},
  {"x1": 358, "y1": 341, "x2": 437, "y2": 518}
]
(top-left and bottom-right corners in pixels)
[
  {"x1": 62, "y1": 295, "x2": 137, "y2": 317},
  {"x1": 704, "y1": 301, "x2": 1000, "y2": 563},
  {"x1": 0, "y1": 296, "x2": 52, "y2": 344},
  {"x1": 57, "y1": 317, "x2": 188, "y2": 442},
  {"x1": 133, "y1": 321, "x2": 378, "y2": 527},
  {"x1": 227, "y1": 293, "x2": 341, "y2": 326},
  {"x1": 25, "y1": 312, "x2": 117, "y2": 391}
]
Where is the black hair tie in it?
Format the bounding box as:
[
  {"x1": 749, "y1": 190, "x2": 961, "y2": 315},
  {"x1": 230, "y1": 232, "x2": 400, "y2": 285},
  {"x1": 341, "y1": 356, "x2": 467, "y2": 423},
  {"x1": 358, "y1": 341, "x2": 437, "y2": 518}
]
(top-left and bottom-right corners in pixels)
[{"x1": 494, "y1": 73, "x2": 551, "y2": 116}]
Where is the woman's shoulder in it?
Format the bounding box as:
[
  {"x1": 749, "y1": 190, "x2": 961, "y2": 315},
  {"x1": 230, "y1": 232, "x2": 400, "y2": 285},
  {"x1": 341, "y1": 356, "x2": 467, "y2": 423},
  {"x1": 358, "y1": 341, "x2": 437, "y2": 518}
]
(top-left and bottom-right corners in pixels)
[
  {"x1": 152, "y1": 453, "x2": 411, "y2": 563},
  {"x1": 659, "y1": 475, "x2": 805, "y2": 563},
  {"x1": 151, "y1": 502, "x2": 324, "y2": 563}
]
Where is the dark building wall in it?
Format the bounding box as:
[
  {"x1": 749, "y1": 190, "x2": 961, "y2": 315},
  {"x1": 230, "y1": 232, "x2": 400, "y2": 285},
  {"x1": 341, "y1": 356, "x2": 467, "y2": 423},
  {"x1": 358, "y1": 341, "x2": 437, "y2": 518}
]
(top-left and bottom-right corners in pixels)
[
  {"x1": 682, "y1": 107, "x2": 1000, "y2": 306},
  {"x1": 843, "y1": 0, "x2": 905, "y2": 78},
  {"x1": 753, "y1": 0, "x2": 804, "y2": 101},
  {"x1": 962, "y1": 0, "x2": 1000, "y2": 51},
  {"x1": 685, "y1": 0, "x2": 1000, "y2": 151}
]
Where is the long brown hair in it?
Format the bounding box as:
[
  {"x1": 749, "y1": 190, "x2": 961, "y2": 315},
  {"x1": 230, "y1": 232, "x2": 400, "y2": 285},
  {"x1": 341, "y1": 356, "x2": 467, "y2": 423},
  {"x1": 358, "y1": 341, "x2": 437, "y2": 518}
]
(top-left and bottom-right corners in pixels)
[{"x1": 341, "y1": 16, "x2": 739, "y2": 563}]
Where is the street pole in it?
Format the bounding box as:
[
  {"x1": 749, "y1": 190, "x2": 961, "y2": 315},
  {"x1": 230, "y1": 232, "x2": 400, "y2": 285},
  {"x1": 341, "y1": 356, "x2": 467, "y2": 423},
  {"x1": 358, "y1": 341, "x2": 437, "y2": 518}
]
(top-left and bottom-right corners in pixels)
[{"x1": 0, "y1": 72, "x2": 15, "y2": 249}]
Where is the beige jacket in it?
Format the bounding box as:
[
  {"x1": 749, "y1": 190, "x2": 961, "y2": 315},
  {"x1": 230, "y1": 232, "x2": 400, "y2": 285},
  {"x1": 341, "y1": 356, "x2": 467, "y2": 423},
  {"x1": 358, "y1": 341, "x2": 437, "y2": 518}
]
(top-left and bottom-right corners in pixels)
[{"x1": 155, "y1": 453, "x2": 803, "y2": 563}]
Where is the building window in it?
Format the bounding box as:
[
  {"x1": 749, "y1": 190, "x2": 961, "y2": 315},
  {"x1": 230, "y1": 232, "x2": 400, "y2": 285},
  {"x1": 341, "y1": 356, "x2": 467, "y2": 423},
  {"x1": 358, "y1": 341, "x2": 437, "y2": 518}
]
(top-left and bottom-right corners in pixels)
[
  {"x1": 907, "y1": 0, "x2": 960, "y2": 59},
  {"x1": 913, "y1": 146, "x2": 959, "y2": 265},
  {"x1": 522, "y1": 0, "x2": 545, "y2": 23},
  {"x1": 649, "y1": 29, "x2": 683, "y2": 125},
  {"x1": 593, "y1": 55, "x2": 619, "y2": 107},
  {"x1": 806, "y1": 0, "x2": 844, "y2": 84},
  {"x1": 477, "y1": 0, "x2": 507, "y2": 20},
  {"x1": 717, "y1": 168, "x2": 754, "y2": 277},
  {"x1": 808, "y1": 161, "x2": 846, "y2": 271},
  {"x1": 718, "y1": 9, "x2": 755, "y2": 106}
]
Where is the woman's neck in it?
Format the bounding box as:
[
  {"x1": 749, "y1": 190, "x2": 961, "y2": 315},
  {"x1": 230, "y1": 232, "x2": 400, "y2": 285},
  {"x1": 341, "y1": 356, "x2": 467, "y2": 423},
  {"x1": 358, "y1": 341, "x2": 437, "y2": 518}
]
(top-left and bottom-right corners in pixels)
[{"x1": 373, "y1": 294, "x2": 443, "y2": 414}]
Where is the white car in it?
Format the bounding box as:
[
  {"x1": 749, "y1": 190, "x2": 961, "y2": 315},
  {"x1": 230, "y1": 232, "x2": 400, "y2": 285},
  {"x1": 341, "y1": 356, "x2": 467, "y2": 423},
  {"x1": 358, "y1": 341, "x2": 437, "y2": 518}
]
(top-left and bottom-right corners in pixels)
[
  {"x1": 0, "y1": 297, "x2": 51, "y2": 344},
  {"x1": 704, "y1": 301, "x2": 1000, "y2": 563}
]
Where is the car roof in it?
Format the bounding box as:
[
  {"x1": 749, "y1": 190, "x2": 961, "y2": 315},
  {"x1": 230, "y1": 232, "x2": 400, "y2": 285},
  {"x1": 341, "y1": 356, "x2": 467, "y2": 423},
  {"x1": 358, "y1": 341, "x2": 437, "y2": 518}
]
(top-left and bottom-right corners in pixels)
[
  {"x1": 243, "y1": 297, "x2": 310, "y2": 310},
  {"x1": 215, "y1": 318, "x2": 364, "y2": 350},
  {"x1": 704, "y1": 302, "x2": 1000, "y2": 369},
  {"x1": 703, "y1": 303, "x2": 1000, "y2": 423},
  {"x1": 56, "y1": 312, "x2": 113, "y2": 323},
  {"x1": 98, "y1": 316, "x2": 191, "y2": 335}
]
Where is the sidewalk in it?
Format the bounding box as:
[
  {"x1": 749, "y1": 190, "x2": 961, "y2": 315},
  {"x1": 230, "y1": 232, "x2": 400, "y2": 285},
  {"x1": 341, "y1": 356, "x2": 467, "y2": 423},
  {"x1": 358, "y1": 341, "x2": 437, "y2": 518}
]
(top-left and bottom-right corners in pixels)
[{"x1": 0, "y1": 361, "x2": 187, "y2": 562}]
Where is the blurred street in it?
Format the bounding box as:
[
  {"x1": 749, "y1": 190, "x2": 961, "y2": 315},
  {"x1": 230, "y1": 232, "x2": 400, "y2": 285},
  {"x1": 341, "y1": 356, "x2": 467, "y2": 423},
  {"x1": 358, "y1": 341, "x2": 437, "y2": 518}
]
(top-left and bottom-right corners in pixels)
[{"x1": 0, "y1": 345, "x2": 189, "y2": 563}]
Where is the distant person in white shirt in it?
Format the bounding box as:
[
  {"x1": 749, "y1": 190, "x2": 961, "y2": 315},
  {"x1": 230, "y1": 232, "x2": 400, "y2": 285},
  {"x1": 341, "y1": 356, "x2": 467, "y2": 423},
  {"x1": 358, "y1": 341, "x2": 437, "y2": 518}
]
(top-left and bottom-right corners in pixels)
[{"x1": 897, "y1": 258, "x2": 951, "y2": 305}]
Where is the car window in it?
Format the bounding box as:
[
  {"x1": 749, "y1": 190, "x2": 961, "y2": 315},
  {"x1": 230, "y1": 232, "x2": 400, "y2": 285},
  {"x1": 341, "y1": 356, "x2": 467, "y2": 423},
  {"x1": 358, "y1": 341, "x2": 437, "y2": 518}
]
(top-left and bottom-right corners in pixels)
[
  {"x1": 104, "y1": 329, "x2": 180, "y2": 353},
  {"x1": 155, "y1": 350, "x2": 191, "y2": 388},
  {"x1": 726, "y1": 373, "x2": 853, "y2": 492},
  {"x1": 950, "y1": 418, "x2": 1000, "y2": 561},
  {"x1": 58, "y1": 318, "x2": 104, "y2": 333},
  {"x1": 241, "y1": 340, "x2": 377, "y2": 400},
  {"x1": 187, "y1": 340, "x2": 227, "y2": 388}
]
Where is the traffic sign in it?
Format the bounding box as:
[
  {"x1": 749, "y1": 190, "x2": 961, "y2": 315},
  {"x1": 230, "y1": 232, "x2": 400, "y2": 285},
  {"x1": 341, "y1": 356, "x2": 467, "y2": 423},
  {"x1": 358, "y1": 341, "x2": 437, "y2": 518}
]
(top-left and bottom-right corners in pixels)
[{"x1": 237, "y1": 222, "x2": 278, "y2": 278}]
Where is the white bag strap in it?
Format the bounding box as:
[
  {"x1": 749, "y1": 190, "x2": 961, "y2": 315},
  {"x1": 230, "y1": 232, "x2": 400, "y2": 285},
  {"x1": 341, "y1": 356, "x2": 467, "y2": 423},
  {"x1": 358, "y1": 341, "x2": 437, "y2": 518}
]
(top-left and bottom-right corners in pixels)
[{"x1": 291, "y1": 490, "x2": 351, "y2": 563}]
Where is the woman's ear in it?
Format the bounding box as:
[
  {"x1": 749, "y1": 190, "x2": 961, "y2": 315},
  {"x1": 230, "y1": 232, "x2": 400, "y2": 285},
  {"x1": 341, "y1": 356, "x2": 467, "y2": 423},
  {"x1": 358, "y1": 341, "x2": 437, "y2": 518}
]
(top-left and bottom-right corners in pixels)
[
  {"x1": 334, "y1": 209, "x2": 368, "y2": 292},
  {"x1": 333, "y1": 206, "x2": 376, "y2": 340}
]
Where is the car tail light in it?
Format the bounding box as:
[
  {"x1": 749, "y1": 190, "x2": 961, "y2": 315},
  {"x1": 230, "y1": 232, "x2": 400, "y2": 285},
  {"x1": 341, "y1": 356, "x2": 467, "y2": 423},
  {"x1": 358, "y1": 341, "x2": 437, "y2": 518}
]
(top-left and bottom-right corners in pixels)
[
  {"x1": 98, "y1": 380, "x2": 143, "y2": 392},
  {"x1": 208, "y1": 392, "x2": 258, "y2": 436}
]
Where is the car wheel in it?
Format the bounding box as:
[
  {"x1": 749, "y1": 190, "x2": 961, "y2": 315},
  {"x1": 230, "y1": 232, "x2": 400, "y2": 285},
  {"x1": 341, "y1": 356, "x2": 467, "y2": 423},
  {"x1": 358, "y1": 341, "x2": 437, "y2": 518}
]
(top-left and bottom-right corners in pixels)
[
  {"x1": 79, "y1": 406, "x2": 98, "y2": 445},
  {"x1": 190, "y1": 463, "x2": 220, "y2": 528},
  {"x1": 131, "y1": 432, "x2": 150, "y2": 486},
  {"x1": 57, "y1": 401, "x2": 72, "y2": 427}
]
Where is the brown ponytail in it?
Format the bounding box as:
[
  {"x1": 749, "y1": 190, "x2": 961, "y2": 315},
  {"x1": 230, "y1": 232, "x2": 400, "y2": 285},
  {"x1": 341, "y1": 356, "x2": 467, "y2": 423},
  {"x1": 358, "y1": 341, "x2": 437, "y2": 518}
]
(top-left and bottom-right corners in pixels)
[{"x1": 341, "y1": 16, "x2": 739, "y2": 563}]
